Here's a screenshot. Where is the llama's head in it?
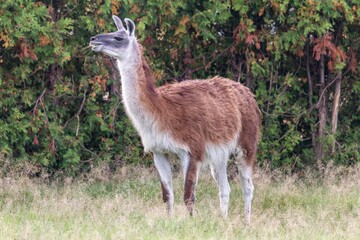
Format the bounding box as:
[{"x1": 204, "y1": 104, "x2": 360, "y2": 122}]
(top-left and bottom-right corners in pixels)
[{"x1": 89, "y1": 16, "x2": 136, "y2": 60}]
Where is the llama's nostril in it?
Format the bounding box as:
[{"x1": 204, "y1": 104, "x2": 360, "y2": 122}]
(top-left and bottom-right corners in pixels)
[{"x1": 90, "y1": 36, "x2": 96, "y2": 41}]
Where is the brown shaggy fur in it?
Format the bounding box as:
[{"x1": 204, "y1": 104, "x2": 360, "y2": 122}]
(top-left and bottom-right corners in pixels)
[{"x1": 136, "y1": 51, "x2": 261, "y2": 164}]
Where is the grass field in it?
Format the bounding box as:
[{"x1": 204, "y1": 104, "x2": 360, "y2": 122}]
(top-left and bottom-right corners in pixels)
[{"x1": 0, "y1": 164, "x2": 359, "y2": 240}]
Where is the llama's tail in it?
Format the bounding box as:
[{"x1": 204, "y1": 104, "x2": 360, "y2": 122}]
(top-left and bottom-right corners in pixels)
[{"x1": 236, "y1": 84, "x2": 262, "y2": 166}]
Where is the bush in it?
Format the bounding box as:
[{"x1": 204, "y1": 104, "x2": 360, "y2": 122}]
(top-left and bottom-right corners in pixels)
[{"x1": 1, "y1": 0, "x2": 359, "y2": 176}]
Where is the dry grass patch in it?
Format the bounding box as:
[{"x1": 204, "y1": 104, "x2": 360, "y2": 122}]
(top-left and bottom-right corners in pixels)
[{"x1": 0, "y1": 164, "x2": 359, "y2": 239}]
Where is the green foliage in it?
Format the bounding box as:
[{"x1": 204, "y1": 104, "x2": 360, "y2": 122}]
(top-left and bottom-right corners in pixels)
[
  {"x1": 0, "y1": 0, "x2": 359, "y2": 175},
  {"x1": 0, "y1": 0, "x2": 147, "y2": 176}
]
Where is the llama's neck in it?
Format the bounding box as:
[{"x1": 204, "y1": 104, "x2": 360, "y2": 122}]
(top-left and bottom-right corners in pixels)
[{"x1": 116, "y1": 41, "x2": 158, "y2": 130}]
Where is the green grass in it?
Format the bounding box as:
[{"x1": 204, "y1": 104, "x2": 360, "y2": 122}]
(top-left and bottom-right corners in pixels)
[{"x1": 0, "y1": 165, "x2": 359, "y2": 239}]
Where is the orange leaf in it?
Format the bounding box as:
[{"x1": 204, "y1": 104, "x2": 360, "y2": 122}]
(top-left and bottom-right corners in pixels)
[
  {"x1": 39, "y1": 36, "x2": 51, "y2": 46},
  {"x1": 332, "y1": 1, "x2": 343, "y2": 8},
  {"x1": 130, "y1": 4, "x2": 140, "y2": 14},
  {"x1": 272, "y1": 2, "x2": 279, "y2": 10},
  {"x1": 0, "y1": 32, "x2": 13, "y2": 48},
  {"x1": 111, "y1": 0, "x2": 121, "y2": 15},
  {"x1": 29, "y1": 50, "x2": 38, "y2": 61},
  {"x1": 34, "y1": 2, "x2": 43, "y2": 7},
  {"x1": 98, "y1": 18, "x2": 104, "y2": 28},
  {"x1": 259, "y1": 7, "x2": 265, "y2": 16},
  {"x1": 180, "y1": 16, "x2": 190, "y2": 26},
  {"x1": 101, "y1": 77, "x2": 107, "y2": 91}
]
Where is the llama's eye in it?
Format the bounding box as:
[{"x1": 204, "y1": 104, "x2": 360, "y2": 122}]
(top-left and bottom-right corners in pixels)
[{"x1": 114, "y1": 36, "x2": 123, "y2": 41}]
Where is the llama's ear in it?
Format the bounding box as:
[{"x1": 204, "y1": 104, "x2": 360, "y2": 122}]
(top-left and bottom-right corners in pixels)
[
  {"x1": 112, "y1": 15, "x2": 124, "y2": 31},
  {"x1": 124, "y1": 18, "x2": 135, "y2": 37}
]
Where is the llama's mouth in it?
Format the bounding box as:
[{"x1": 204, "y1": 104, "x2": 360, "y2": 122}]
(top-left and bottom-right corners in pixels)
[{"x1": 89, "y1": 42, "x2": 103, "y2": 52}]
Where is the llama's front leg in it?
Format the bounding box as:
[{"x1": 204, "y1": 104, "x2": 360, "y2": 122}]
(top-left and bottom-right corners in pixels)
[
  {"x1": 210, "y1": 160, "x2": 231, "y2": 218},
  {"x1": 182, "y1": 154, "x2": 199, "y2": 216},
  {"x1": 154, "y1": 153, "x2": 174, "y2": 215}
]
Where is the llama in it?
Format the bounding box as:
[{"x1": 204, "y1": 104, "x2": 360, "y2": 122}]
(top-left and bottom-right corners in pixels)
[{"x1": 89, "y1": 16, "x2": 261, "y2": 223}]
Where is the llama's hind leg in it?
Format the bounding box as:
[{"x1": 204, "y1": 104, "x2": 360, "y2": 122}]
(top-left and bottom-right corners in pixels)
[
  {"x1": 154, "y1": 153, "x2": 174, "y2": 215},
  {"x1": 180, "y1": 152, "x2": 200, "y2": 216},
  {"x1": 236, "y1": 148, "x2": 254, "y2": 224},
  {"x1": 210, "y1": 160, "x2": 231, "y2": 218}
]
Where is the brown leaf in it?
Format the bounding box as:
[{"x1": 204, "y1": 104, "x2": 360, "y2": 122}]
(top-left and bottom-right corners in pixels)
[
  {"x1": 101, "y1": 77, "x2": 108, "y2": 91},
  {"x1": 143, "y1": 36, "x2": 154, "y2": 46},
  {"x1": 332, "y1": 1, "x2": 343, "y2": 8},
  {"x1": 328, "y1": 60, "x2": 334, "y2": 72},
  {"x1": 230, "y1": 45, "x2": 236, "y2": 54},
  {"x1": 49, "y1": 138, "x2": 56, "y2": 155},
  {"x1": 32, "y1": 135, "x2": 39, "y2": 145},
  {"x1": 296, "y1": 49, "x2": 304, "y2": 57},
  {"x1": 48, "y1": 5, "x2": 54, "y2": 16},
  {"x1": 245, "y1": 34, "x2": 258, "y2": 47},
  {"x1": 29, "y1": 50, "x2": 38, "y2": 61},
  {"x1": 20, "y1": 42, "x2": 29, "y2": 60},
  {"x1": 171, "y1": 49, "x2": 178, "y2": 60},
  {"x1": 312, "y1": 33, "x2": 334, "y2": 61},
  {"x1": 96, "y1": 112, "x2": 103, "y2": 118},
  {"x1": 19, "y1": 40, "x2": 38, "y2": 61},
  {"x1": 348, "y1": 51, "x2": 357, "y2": 72}
]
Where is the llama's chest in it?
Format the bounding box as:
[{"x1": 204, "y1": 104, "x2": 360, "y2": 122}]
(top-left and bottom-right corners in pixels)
[
  {"x1": 140, "y1": 126, "x2": 184, "y2": 153},
  {"x1": 124, "y1": 100, "x2": 188, "y2": 154}
]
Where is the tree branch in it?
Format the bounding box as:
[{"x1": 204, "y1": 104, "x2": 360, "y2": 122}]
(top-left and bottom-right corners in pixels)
[
  {"x1": 75, "y1": 89, "x2": 87, "y2": 137},
  {"x1": 32, "y1": 89, "x2": 47, "y2": 115},
  {"x1": 62, "y1": 89, "x2": 87, "y2": 133}
]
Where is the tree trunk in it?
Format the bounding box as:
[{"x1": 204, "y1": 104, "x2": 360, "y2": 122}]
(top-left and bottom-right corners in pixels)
[
  {"x1": 316, "y1": 55, "x2": 327, "y2": 166},
  {"x1": 330, "y1": 71, "x2": 342, "y2": 155},
  {"x1": 245, "y1": 61, "x2": 253, "y2": 90},
  {"x1": 306, "y1": 42, "x2": 316, "y2": 153},
  {"x1": 184, "y1": 48, "x2": 193, "y2": 80},
  {"x1": 47, "y1": 0, "x2": 63, "y2": 155}
]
